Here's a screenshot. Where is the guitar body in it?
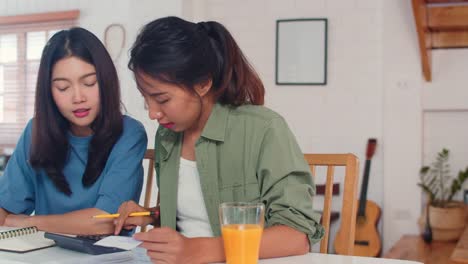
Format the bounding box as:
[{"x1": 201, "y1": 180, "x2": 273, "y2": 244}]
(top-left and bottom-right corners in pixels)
[
  {"x1": 334, "y1": 200, "x2": 381, "y2": 256},
  {"x1": 354, "y1": 200, "x2": 381, "y2": 257},
  {"x1": 334, "y1": 139, "x2": 382, "y2": 256}
]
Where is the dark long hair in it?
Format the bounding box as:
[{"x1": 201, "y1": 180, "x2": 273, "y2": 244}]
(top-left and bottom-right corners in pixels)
[
  {"x1": 129, "y1": 16, "x2": 264, "y2": 106},
  {"x1": 30, "y1": 27, "x2": 123, "y2": 195}
]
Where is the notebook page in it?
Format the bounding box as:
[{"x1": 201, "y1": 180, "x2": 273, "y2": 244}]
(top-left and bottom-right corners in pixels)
[
  {"x1": 0, "y1": 228, "x2": 55, "y2": 253},
  {"x1": 0, "y1": 227, "x2": 24, "y2": 232}
]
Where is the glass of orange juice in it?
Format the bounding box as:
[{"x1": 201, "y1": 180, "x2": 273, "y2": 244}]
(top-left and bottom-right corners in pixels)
[{"x1": 219, "y1": 202, "x2": 265, "y2": 264}]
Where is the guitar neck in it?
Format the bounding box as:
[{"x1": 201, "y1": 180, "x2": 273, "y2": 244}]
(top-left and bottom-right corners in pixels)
[{"x1": 358, "y1": 159, "x2": 371, "y2": 216}]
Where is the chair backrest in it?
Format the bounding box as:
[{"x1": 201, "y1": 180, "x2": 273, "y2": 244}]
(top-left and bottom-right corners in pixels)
[
  {"x1": 304, "y1": 153, "x2": 359, "y2": 255},
  {"x1": 315, "y1": 183, "x2": 340, "y2": 224},
  {"x1": 143, "y1": 149, "x2": 155, "y2": 209},
  {"x1": 142, "y1": 149, "x2": 155, "y2": 232}
]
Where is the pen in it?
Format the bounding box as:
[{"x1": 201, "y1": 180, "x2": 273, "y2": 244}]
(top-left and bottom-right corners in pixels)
[{"x1": 92, "y1": 211, "x2": 159, "y2": 219}]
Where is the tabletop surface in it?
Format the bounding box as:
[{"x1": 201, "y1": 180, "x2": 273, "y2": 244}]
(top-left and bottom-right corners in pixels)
[{"x1": 0, "y1": 245, "x2": 424, "y2": 264}]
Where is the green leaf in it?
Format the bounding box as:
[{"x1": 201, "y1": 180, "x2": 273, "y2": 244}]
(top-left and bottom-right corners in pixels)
[{"x1": 420, "y1": 166, "x2": 430, "y2": 174}]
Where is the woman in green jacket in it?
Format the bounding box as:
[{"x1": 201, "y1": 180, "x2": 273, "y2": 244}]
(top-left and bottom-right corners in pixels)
[{"x1": 114, "y1": 16, "x2": 324, "y2": 263}]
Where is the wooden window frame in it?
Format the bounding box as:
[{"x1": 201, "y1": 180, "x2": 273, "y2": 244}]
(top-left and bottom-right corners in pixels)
[{"x1": 0, "y1": 10, "x2": 79, "y2": 151}]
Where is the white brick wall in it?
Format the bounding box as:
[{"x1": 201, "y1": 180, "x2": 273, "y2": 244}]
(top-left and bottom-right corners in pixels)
[
  {"x1": 3, "y1": 0, "x2": 468, "y2": 255},
  {"x1": 188, "y1": 0, "x2": 385, "y2": 253},
  {"x1": 189, "y1": 0, "x2": 468, "y2": 254}
]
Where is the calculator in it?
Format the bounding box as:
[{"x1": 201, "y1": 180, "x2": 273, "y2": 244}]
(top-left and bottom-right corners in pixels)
[{"x1": 44, "y1": 232, "x2": 127, "y2": 255}]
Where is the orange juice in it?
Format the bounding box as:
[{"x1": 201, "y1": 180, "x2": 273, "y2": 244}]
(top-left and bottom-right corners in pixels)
[{"x1": 221, "y1": 224, "x2": 263, "y2": 264}]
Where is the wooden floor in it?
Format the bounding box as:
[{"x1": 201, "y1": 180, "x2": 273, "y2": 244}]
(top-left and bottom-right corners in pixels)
[{"x1": 384, "y1": 235, "x2": 458, "y2": 264}]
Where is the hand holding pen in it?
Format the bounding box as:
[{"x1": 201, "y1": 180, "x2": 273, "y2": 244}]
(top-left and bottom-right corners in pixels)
[{"x1": 111, "y1": 200, "x2": 160, "y2": 235}]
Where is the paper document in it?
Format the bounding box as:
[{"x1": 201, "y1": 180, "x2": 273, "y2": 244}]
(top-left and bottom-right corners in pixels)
[{"x1": 94, "y1": 236, "x2": 142, "y2": 250}]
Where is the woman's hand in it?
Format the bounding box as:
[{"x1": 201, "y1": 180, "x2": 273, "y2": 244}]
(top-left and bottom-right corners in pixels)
[
  {"x1": 134, "y1": 227, "x2": 203, "y2": 264},
  {"x1": 4, "y1": 214, "x2": 31, "y2": 228},
  {"x1": 113, "y1": 200, "x2": 155, "y2": 235}
]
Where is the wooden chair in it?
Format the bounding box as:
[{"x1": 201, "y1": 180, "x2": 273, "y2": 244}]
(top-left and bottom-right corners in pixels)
[
  {"x1": 304, "y1": 153, "x2": 359, "y2": 255},
  {"x1": 143, "y1": 149, "x2": 155, "y2": 208},
  {"x1": 141, "y1": 149, "x2": 156, "y2": 232},
  {"x1": 316, "y1": 183, "x2": 341, "y2": 224}
]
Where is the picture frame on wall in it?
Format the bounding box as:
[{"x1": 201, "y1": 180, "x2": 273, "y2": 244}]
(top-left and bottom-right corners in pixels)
[{"x1": 275, "y1": 18, "x2": 328, "y2": 85}]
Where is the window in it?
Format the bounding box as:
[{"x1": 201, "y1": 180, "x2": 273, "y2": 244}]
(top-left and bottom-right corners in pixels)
[{"x1": 0, "y1": 11, "x2": 79, "y2": 147}]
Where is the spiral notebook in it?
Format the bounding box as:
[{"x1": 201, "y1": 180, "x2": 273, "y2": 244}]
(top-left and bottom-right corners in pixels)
[{"x1": 0, "y1": 226, "x2": 55, "y2": 253}]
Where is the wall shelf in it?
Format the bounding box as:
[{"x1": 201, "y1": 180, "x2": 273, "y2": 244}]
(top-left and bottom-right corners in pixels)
[{"x1": 412, "y1": 0, "x2": 468, "y2": 81}]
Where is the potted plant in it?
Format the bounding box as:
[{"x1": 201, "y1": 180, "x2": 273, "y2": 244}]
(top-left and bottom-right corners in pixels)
[{"x1": 417, "y1": 148, "x2": 468, "y2": 241}]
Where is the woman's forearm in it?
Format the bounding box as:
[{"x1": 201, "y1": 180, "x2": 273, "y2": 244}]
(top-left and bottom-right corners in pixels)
[
  {"x1": 259, "y1": 225, "x2": 309, "y2": 258},
  {"x1": 22, "y1": 208, "x2": 114, "y2": 235},
  {"x1": 186, "y1": 236, "x2": 224, "y2": 263},
  {"x1": 0, "y1": 208, "x2": 8, "y2": 225},
  {"x1": 196, "y1": 225, "x2": 309, "y2": 263}
]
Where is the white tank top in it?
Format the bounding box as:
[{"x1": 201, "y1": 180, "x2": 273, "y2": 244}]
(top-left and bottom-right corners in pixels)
[{"x1": 176, "y1": 158, "x2": 214, "y2": 238}]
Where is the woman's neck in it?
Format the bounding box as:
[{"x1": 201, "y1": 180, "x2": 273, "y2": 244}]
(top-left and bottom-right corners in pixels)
[
  {"x1": 181, "y1": 98, "x2": 215, "y2": 161},
  {"x1": 184, "y1": 97, "x2": 215, "y2": 140},
  {"x1": 70, "y1": 125, "x2": 93, "y2": 137}
]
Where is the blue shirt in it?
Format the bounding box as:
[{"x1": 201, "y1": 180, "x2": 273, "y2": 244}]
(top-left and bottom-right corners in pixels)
[{"x1": 0, "y1": 115, "x2": 148, "y2": 215}]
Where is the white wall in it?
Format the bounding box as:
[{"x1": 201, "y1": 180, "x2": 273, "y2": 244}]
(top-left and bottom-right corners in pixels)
[
  {"x1": 0, "y1": 0, "x2": 182, "y2": 208},
  {"x1": 382, "y1": 0, "x2": 422, "y2": 253},
  {"x1": 187, "y1": 0, "x2": 385, "y2": 252},
  {"x1": 3, "y1": 0, "x2": 468, "y2": 255},
  {"x1": 187, "y1": 0, "x2": 468, "y2": 254},
  {"x1": 0, "y1": 0, "x2": 182, "y2": 148},
  {"x1": 383, "y1": 0, "x2": 468, "y2": 252},
  {"x1": 422, "y1": 41, "x2": 468, "y2": 202}
]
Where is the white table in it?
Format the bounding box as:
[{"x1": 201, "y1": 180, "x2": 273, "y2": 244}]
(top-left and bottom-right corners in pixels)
[{"x1": 0, "y1": 246, "x2": 423, "y2": 264}]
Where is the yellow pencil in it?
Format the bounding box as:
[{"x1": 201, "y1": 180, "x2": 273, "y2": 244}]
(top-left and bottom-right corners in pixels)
[{"x1": 92, "y1": 211, "x2": 158, "y2": 219}]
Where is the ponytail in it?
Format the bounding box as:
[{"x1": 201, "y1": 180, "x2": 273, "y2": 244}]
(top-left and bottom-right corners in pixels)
[{"x1": 199, "y1": 21, "x2": 264, "y2": 105}]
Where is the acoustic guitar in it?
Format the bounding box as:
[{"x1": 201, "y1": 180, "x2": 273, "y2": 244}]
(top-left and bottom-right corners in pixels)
[{"x1": 335, "y1": 139, "x2": 381, "y2": 256}]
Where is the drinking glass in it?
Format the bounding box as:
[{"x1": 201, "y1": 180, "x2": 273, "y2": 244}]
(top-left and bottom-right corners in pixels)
[{"x1": 219, "y1": 202, "x2": 265, "y2": 264}]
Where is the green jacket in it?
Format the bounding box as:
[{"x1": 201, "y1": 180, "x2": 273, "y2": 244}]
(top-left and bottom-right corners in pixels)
[{"x1": 155, "y1": 103, "x2": 324, "y2": 246}]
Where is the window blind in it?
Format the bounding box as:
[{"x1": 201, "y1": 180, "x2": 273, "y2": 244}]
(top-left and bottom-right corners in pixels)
[{"x1": 0, "y1": 11, "x2": 78, "y2": 147}]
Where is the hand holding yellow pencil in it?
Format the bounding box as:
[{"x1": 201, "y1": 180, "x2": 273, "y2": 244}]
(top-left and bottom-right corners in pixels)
[{"x1": 93, "y1": 211, "x2": 159, "y2": 219}]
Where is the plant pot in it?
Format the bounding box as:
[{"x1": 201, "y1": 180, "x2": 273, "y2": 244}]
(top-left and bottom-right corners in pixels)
[
  {"x1": 418, "y1": 217, "x2": 464, "y2": 241},
  {"x1": 429, "y1": 203, "x2": 466, "y2": 229},
  {"x1": 418, "y1": 202, "x2": 467, "y2": 241}
]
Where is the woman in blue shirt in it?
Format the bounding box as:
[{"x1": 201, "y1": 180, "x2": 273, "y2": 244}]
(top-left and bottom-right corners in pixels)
[{"x1": 0, "y1": 27, "x2": 147, "y2": 235}]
